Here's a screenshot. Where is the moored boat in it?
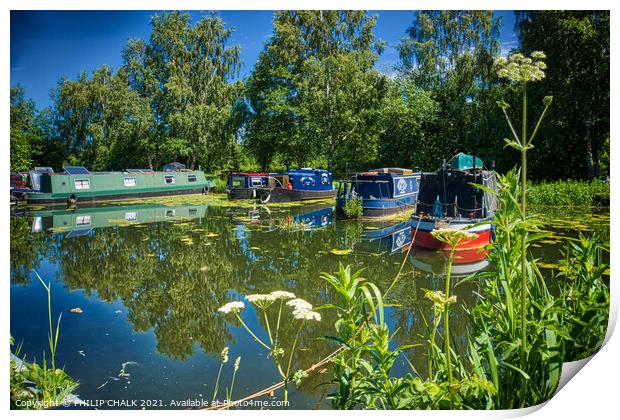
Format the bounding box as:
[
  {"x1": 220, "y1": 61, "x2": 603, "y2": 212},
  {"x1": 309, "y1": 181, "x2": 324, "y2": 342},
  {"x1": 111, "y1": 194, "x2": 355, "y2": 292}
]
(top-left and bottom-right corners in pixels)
[
  {"x1": 411, "y1": 153, "x2": 498, "y2": 251},
  {"x1": 337, "y1": 168, "x2": 421, "y2": 218},
  {"x1": 226, "y1": 172, "x2": 270, "y2": 199},
  {"x1": 257, "y1": 168, "x2": 336, "y2": 203},
  {"x1": 26, "y1": 165, "x2": 212, "y2": 206},
  {"x1": 28, "y1": 203, "x2": 208, "y2": 236},
  {"x1": 10, "y1": 167, "x2": 54, "y2": 202}
]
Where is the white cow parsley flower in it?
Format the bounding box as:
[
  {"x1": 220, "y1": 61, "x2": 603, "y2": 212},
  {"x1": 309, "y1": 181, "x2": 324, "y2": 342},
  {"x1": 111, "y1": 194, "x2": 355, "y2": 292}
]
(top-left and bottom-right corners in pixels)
[{"x1": 218, "y1": 301, "x2": 245, "y2": 314}]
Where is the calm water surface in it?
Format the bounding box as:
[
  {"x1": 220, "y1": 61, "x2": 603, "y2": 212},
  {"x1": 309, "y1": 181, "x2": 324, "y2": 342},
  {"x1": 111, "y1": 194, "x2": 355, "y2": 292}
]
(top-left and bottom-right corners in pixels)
[{"x1": 9, "y1": 198, "x2": 609, "y2": 409}]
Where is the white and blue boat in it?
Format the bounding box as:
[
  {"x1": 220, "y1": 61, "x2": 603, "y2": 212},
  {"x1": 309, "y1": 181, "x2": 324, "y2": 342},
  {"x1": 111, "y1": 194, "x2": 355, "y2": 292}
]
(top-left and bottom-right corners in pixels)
[
  {"x1": 227, "y1": 168, "x2": 336, "y2": 203},
  {"x1": 336, "y1": 168, "x2": 422, "y2": 218}
]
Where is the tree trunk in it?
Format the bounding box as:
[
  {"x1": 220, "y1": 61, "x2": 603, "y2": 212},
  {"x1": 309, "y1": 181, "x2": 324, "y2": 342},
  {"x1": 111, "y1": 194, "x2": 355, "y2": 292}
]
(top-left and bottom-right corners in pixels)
[{"x1": 585, "y1": 131, "x2": 595, "y2": 179}]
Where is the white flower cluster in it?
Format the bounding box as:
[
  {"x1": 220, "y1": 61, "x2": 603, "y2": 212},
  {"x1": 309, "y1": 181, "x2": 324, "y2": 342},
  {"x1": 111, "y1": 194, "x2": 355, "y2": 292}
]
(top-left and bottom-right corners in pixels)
[
  {"x1": 218, "y1": 301, "x2": 245, "y2": 314},
  {"x1": 286, "y1": 298, "x2": 313, "y2": 311},
  {"x1": 431, "y1": 228, "x2": 478, "y2": 246},
  {"x1": 292, "y1": 308, "x2": 322, "y2": 322},
  {"x1": 270, "y1": 291, "x2": 296, "y2": 300},
  {"x1": 495, "y1": 51, "x2": 547, "y2": 83},
  {"x1": 246, "y1": 293, "x2": 277, "y2": 304}
]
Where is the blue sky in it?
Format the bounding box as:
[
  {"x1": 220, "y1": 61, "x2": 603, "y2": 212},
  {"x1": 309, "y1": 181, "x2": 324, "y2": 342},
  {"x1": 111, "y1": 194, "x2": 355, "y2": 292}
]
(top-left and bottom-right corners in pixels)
[{"x1": 11, "y1": 10, "x2": 517, "y2": 109}]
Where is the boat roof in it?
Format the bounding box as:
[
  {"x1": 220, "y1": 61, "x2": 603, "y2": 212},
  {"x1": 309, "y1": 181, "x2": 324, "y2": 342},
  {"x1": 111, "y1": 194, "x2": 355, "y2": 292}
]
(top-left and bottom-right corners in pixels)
[
  {"x1": 231, "y1": 172, "x2": 269, "y2": 176},
  {"x1": 353, "y1": 168, "x2": 418, "y2": 177},
  {"x1": 368, "y1": 168, "x2": 414, "y2": 174},
  {"x1": 284, "y1": 168, "x2": 330, "y2": 175}
]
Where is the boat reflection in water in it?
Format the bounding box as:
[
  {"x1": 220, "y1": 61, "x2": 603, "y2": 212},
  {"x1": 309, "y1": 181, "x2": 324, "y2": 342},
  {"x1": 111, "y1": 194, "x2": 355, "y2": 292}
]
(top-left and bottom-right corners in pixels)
[
  {"x1": 361, "y1": 219, "x2": 490, "y2": 277},
  {"x1": 362, "y1": 220, "x2": 414, "y2": 254},
  {"x1": 409, "y1": 247, "x2": 489, "y2": 277},
  {"x1": 292, "y1": 205, "x2": 334, "y2": 230},
  {"x1": 27, "y1": 203, "x2": 209, "y2": 236}
]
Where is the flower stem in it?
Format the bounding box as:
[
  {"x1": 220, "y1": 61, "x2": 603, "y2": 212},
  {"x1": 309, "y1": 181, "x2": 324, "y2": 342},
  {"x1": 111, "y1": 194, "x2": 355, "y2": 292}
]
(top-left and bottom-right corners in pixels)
[
  {"x1": 444, "y1": 244, "x2": 456, "y2": 409},
  {"x1": 234, "y1": 313, "x2": 271, "y2": 351},
  {"x1": 520, "y1": 82, "x2": 529, "y2": 406},
  {"x1": 275, "y1": 299, "x2": 283, "y2": 346},
  {"x1": 263, "y1": 309, "x2": 274, "y2": 346},
  {"x1": 212, "y1": 363, "x2": 223, "y2": 402}
]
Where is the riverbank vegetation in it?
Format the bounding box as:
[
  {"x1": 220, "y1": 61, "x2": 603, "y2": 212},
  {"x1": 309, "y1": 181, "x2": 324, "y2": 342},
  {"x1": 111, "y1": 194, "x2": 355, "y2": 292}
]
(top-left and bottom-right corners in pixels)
[
  {"x1": 207, "y1": 47, "x2": 609, "y2": 410},
  {"x1": 11, "y1": 11, "x2": 609, "y2": 183},
  {"x1": 528, "y1": 179, "x2": 610, "y2": 207},
  {"x1": 10, "y1": 273, "x2": 78, "y2": 409},
  {"x1": 312, "y1": 172, "x2": 609, "y2": 410}
]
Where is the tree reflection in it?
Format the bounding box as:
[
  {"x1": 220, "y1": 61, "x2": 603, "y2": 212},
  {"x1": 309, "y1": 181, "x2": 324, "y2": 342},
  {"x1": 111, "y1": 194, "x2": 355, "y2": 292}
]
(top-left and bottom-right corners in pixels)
[{"x1": 11, "y1": 205, "x2": 488, "y2": 394}]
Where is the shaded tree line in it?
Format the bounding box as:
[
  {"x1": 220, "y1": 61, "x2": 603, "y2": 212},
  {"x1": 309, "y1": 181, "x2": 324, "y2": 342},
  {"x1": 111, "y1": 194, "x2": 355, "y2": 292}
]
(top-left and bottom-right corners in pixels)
[{"x1": 10, "y1": 10, "x2": 609, "y2": 179}]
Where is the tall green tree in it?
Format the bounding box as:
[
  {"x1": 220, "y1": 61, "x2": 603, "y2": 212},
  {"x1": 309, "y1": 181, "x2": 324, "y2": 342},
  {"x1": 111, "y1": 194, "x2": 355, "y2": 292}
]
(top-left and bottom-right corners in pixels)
[
  {"x1": 398, "y1": 11, "x2": 502, "y2": 169},
  {"x1": 52, "y1": 65, "x2": 153, "y2": 170},
  {"x1": 122, "y1": 11, "x2": 243, "y2": 171},
  {"x1": 515, "y1": 11, "x2": 610, "y2": 179},
  {"x1": 10, "y1": 86, "x2": 42, "y2": 171},
  {"x1": 244, "y1": 11, "x2": 388, "y2": 172},
  {"x1": 377, "y1": 78, "x2": 441, "y2": 170}
]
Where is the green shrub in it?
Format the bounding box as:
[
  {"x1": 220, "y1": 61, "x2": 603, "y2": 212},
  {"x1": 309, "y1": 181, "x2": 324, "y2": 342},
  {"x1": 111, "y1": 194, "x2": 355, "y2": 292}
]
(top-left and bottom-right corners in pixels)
[
  {"x1": 528, "y1": 179, "x2": 609, "y2": 207},
  {"x1": 557, "y1": 233, "x2": 610, "y2": 361},
  {"x1": 210, "y1": 177, "x2": 228, "y2": 194},
  {"x1": 343, "y1": 195, "x2": 364, "y2": 219}
]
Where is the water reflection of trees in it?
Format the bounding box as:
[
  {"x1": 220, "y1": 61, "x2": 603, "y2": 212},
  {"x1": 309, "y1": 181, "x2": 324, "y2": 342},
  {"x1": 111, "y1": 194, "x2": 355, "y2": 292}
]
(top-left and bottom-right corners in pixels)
[
  {"x1": 10, "y1": 217, "x2": 53, "y2": 284},
  {"x1": 11, "y1": 206, "x2": 483, "y2": 389}
]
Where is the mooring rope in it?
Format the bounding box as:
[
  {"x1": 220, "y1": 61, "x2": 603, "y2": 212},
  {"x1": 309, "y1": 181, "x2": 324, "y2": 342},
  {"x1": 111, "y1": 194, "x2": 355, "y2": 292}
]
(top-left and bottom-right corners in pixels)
[{"x1": 202, "y1": 214, "x2": 423, "y2": 410}]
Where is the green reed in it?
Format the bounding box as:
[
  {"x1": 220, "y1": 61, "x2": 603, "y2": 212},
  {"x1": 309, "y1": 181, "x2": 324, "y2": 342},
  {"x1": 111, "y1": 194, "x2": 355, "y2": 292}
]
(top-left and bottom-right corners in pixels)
[
  {"x1": 10, "y1": 272, "x2": 78, "y2": 409},
  {"x1": 469, "y1": 170, "x2": 564, "y2": 408},
  {"x1": 557, "y1": 233, "x2": 610, "y2": 361},
  {"x1": 322, "y1": 263, "x2": 495, "y2": 409}
]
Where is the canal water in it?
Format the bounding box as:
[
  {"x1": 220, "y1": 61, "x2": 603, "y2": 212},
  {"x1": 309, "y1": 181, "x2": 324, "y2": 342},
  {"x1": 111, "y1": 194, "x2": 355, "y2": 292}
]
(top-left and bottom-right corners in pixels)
[{"x1": 9, "y1": 197, "x2": 609, "y2": 409}]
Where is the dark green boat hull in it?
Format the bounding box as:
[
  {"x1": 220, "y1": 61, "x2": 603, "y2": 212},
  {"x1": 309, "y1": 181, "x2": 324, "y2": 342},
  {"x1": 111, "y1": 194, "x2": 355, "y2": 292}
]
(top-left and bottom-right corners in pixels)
[{"x1": 27, "y1": 187, "x2": 207, "y2": 206}]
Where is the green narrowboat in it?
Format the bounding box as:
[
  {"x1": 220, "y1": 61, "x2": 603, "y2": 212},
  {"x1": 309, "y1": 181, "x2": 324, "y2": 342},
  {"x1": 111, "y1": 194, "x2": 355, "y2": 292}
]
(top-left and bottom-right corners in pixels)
[
  {"x1": 26, "y1": 165, "x2": 213, "y2": 206},
  {"x1": 28, "y1": 203, "x2": 208, "y2": 235}
]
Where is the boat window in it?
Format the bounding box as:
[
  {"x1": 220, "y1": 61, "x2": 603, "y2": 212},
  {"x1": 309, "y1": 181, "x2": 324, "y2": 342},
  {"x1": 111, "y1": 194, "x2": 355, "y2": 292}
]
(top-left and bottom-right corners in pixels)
[
  {"x1": 75, "y1": 215, "x2": 91, "y2": 226},
  {"x1": 124, "y1": 177, "x2": 137, "y2": 187},
  {"x1": 231, "y1": 176, "x2": 245, "y2": 188},
  {"x1": 164, "y1": 175, "x2": 175, "y2": 184},
  {"x1": 124, "y1": 212, "x2": 137, "y2": 221},
  {"x1": 189, "y1": 208, "x2": 197, "y2": 216},
  {"x1": 187, "y1": 174, "x2": 197, "y2": 183},
  {"x1": 250, "y1": 177, "x2": 263, "y2": 187},
  {"x1": 74, "y1": 179, "x2": 90, "y2": 190},
  {"x1": 165, "y1": 209, "x2": 176, "y2": 217}
]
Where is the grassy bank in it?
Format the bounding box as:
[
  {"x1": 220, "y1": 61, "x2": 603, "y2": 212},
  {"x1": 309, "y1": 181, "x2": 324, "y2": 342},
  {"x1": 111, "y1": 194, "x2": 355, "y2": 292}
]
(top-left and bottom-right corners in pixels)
[{"x1": 528, "y1": 179, "x2": 609, "y2": 207}]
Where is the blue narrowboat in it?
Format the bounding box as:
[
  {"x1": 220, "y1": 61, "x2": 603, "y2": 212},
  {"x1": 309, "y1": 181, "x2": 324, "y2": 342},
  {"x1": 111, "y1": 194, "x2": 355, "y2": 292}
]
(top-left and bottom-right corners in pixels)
[
  {"x1": 226, "y1": 172, "x2": 270, "y2": 199},
  {"x1": 228, "y1": 168, "x2": 336, "y2": 203},
  {"x1": 336, "y1": 168, "x2": 422, "y2": 218},
  {"x1": 258, "y1": 168, "x2": 336, "y2": 203}
]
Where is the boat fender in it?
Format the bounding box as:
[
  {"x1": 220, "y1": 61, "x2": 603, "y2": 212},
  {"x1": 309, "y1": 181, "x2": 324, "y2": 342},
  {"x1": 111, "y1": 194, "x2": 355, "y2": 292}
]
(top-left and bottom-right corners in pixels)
[
  {"x1": 260, "y1": 191, "x2": 271, "y2": 204},
  {"x1": 67, "y1": 194, "x2": 77, "y2": 206},
  {"x1": 202, "y1": 186, "x2": 209, "y2": 195},
  {"x1": 252, "y1": 189, "x2": 257, "y2": 198}
]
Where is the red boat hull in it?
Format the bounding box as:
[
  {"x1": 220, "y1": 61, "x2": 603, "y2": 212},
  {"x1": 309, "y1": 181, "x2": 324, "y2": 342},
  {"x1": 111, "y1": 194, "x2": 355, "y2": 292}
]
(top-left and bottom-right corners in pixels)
[{"x1": 411, "y1": 216, "x2": 493, "y2": 251}]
